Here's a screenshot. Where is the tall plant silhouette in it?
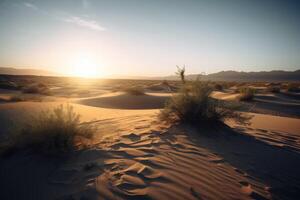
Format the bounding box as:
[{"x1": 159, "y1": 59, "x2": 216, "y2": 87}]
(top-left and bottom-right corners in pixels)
[{"x1": 176, "y1": 65, "x2": 186, "y2": 84}]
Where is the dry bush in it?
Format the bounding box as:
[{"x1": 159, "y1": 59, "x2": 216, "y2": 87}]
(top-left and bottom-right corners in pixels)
[
  {"x1": 161, "y1": 81, "x2": 247, "y2": 126},
  {"x1": 0, "y1": 81, "x2": 19, "y2": 90},
  {"x1": 0, "y1": 104, "x2": 95, "y2": 156},
  {"x1": 214, "y1": 83, "x2": 223, "y2": 91},
  {"x1": 22, "y1": 83, "x2": 51, "y2": 95},
  {"x1": 267, "y1": 86, "x2": 280, "y2": 93},
  {"x1": 238, "y1": 87, "x2": 256, "y2": 101},
  {"x1": 287, "y1": 83, "x2": 300, "y2": 92},
  {"x1": 8, "y1": 95, "x2": 25, "y2": 102},
  {"x1": 124, "y1": 86, "x2": 145, "y2": 95}
]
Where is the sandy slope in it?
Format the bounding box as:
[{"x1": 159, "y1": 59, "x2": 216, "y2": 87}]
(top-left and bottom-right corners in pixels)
[
  {"x1": 227, "y1": 113, "x2": 300, "y2": 153},
  {"x1": 211, "y1": 91, "x2": 300, "y2": 117},
  {"x1": 0, "y1": 93, "x2": 300, "y2": 200},
  {"x1": 75, "y1": 92, "x2": 170, "y2": 109}
]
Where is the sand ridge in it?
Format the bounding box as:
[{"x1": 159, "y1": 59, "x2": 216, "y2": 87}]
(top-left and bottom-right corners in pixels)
[{"x1": 1, "y1": 89, "x2": 300, "y2": 199}]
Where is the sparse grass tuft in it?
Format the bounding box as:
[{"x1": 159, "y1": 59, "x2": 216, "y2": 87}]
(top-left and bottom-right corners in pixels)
[
  {"x1": 8, "y1": 95, "x2": 25, "y2": 102},
  {"x1": 214, "y1": 83, "x2": 223, "y2": 91},
  {"x1": 286, "y1": 83, "x2": 300, "y2": 92},
  {"x1": 0, "y1": 81, "x2": 19, "y2": 90},
  {"x1": 0, "y1": 104, "x2": 95, "y2": 156},
  {"x1": 22, "y1": 83, "x2": 50, "y2": 95},
  {"x1": 267, "y1": 86, "x2": 280, "y2": 93},
  {"x1": 124, "y1": 87, "x2": 145, "y2": 95},
  {"x1": 238, "y1": 87, "x2": 256, "y2": 101},
  {"x1": 161, "y1": 81, "x2": 247, "y2": 126}
]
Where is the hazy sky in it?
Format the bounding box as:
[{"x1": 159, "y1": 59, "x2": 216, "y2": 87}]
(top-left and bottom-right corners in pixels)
[{"x1": 0, "y1": 0, "x2": 300, "y2": 77}]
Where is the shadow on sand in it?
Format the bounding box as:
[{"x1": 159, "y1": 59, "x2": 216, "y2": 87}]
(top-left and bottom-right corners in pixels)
[
  {"x1": 182, "y1": 123, "x2": 300, "y2": 200},
  {"x1": 0, "y1": 148, "x2": 109, "y2": 200}
]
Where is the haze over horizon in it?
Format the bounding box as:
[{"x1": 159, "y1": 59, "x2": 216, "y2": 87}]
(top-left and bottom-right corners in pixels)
[{"x1": 1, "y1": 0, "x2": 300, "y2": 77}]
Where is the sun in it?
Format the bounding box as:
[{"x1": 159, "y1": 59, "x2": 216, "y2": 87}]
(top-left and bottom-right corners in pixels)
[{"x1": 69, "y1": 54, "x2": 99, "y2": 78}]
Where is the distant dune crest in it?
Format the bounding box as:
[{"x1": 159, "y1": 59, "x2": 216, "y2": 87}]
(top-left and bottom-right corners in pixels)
[{"x1": 0, "y1": 67, "x2": 59, "y2": 76}]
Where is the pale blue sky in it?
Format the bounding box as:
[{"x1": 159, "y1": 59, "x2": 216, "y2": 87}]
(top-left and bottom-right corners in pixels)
[{"x1": 0, "y1": 0, "x2": 299, "y2": 76}]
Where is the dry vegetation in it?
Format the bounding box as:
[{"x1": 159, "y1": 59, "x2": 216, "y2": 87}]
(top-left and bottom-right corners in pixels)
[
  {"x1": 22, "y1": 83, "x2": 51, "y2": 95},
  {"x1": 0, "y1": 104, "x2": 95, "y2": 156},
  {"x1": 0, "y1": 81, "x2": 20, "y2": 90},
  {"x1": 124, "y1": 86, "x2": 145, "y2": 95},
  {"x1": 214, "y1": 83, "x2": 223, "y2": 91},
  {"x1": 161, "y1": 81, "x2": 246, "y2": 126},
  {"x1": 161, "y1": 68, "x2": 247, "y2": 126},
  {"x1": 238, "y1": 87, "x2": 256, "y2": 101},
  {"x1": 267, "y1": 86, "x2": 280, "y2": 93},
  {"x1": 286, "y1": 83, "x2": 300, "y2": 92}
]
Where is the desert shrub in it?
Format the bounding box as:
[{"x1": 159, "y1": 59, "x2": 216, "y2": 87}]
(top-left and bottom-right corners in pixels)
[
  {"x1": 146, "y1": 84, "x2": 165, "y2": 91},
  {"x1": 162, "y1": 80, "x2": 169, "y2": 86},
  {"x1": 214, "y1": 83, "x2": 223, "y2": 91},
  {"x1": 161, "y1": 81, "x2": 246, "y2": 126},
  {"x1": 267, "y1": 86, "x2": 280, "y2": 93},
  {"x1": 37, "y1": 82, "x2": 47, "y2": 88},
  {"x1": 124, "y1": 87, "x2": 145, "y2": 95},
  {"x1": 9, "y1": 95, "x2": 25, "y2": 102},
  {"x1": 0, "y1": 81, "x2": 19, "y2": 90},
  {"x1": 0, "y1": 104, "x2": 95, "y2": 156},
  {"x1": 287, "y1": 83, "x2": 300, "y2": 92},
  {"x1": 22, "y1": 83, "x2": 50, "y2": 95},
  {"x1": 238, "y1": 87, "x2": 256, "y2": 101}
]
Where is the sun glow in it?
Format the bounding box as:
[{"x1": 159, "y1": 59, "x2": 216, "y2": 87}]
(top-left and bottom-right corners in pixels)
[{"x1": 69, "y1": 54, "x2": 100, "y2": 78}]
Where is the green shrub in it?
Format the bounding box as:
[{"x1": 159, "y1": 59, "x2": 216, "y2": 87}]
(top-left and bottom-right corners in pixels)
[
  {"x1": 161, "y1": 81, "x2": 246, "y2": 126},
  {"x1": 238, "y1": 87, "x2": 256, "y2": 101},
  {"x1": 0, "y1": 104, "x2": 95, "y2": 156}
]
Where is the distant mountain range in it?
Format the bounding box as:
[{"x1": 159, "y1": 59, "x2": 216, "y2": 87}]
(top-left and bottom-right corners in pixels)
[
  {"x1": 0, "y1": 67, "x2": 299, "y2": 81},
  {"x1": 0, "y1": 67, "x2": 59, "y2": 76},
  {"x1": 160, "y1": 70, "x2": 300, "y2": 82},
  {"x1": 110, "y1": 70, "x2": 300, "y2": 81}
]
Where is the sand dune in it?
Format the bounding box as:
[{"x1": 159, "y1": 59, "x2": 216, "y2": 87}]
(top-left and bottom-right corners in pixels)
[
  {"x1": 76, "y1": 93, "x2": 170, "y2": 109},
  {"x1": 227, "y1": 113, "x2": 300, "y2": 153},
  {"x1": 1, "y1": 90, "x2": 300, "y2": 199},
  {"x1": 0, "y1": 108, "x2": 273, "y2": 200},
  {"x1": 212, "y1": 91, "x2": 300, "y2": 117}
]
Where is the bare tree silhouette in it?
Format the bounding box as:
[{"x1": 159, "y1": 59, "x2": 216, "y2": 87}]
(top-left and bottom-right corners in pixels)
[{"x1": 176, "y1": 65, "x2": 186, "y2": 84}]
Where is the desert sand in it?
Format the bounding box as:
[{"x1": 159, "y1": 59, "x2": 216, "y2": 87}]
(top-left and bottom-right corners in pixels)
[{"x1": 0, "y1": 80, "x2": 300, "y2": 200}]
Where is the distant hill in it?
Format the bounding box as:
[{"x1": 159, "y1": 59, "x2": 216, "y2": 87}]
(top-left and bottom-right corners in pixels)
[
  {"x1": 152, "y1": 70, "x2": 300, "y2": 82},
  {"x1": 1, "y1": 67, "x2": 299, "y2": 81},
  {"x1": 0, "y1": 67, "x2": 59, "y2": 76}
]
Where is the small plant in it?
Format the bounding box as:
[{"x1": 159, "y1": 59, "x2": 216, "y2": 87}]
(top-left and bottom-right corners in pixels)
[
  {"x1": 22, "y1": 83, "x2": 50, "y2": 95},
  {"x1": 176, "y1": 65, "x2": 186, "y2": 84},
  {"x1": 124, "y1": 87, "x2": 145, "y2": 95},
  {"x1": 267, "y1": 86, "x2": 280, "y2": 93},
  {"x1": 161, "y1": 81, "x2": 246, "y2": 126},
  {"x1": 214, "y1": 83, "x2": 223, "y2": 91},
  {"x1": 0, "y1": 81, "x2": 19, "y2": 90},
  {"x1": 9, "y1": 95, "x2": 25, "y2": 102},
  {"x1": 238, "y1": 87, "x2": 256, "y2": 101},
  {"x1": 286, "y1": 83, "x2": 300, "y2": 92},
  {"x1": 0, "y1": 104, "x2": 95, "y2": 156}
]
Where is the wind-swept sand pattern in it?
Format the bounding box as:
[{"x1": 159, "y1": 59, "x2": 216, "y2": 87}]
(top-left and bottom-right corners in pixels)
[
  {"x1": 95, "y1": 123, "x2": 271, "y2": 200},
  {"x1": 1, "y1": 87, "x2": 300, "y2": 200}
]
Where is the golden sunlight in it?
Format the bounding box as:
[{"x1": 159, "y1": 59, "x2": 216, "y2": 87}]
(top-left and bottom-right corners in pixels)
[{"x1": 69, "y1": 53, "x2": 99, "y2": 78}]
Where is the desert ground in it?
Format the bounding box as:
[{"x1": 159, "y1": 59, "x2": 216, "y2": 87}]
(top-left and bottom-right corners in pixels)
[{"x1": 0, "y1": 75, "x2": 300, "y2": 200}]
